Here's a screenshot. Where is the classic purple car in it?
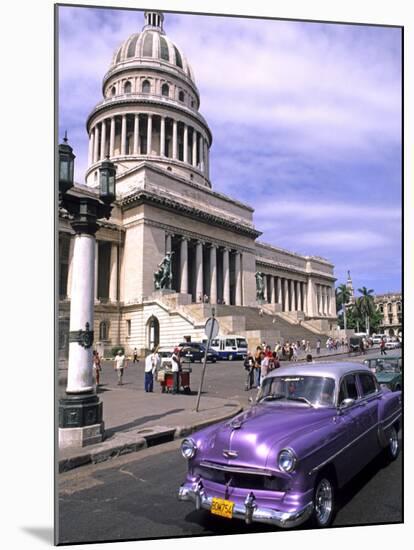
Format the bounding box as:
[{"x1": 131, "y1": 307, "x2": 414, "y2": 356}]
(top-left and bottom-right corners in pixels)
[{"x1": 178, "y1": 362, "x2": 401, "y2": 529}]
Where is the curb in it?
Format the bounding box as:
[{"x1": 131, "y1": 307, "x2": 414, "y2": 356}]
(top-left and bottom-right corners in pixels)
[{"x1": 59, "y1": 404, "x2": 243, "y2": 474}]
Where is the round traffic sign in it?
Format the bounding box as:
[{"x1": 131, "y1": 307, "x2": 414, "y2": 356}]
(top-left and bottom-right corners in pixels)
[{"x1": 205, "y1": 317, "x2": 219, "y2": 339}]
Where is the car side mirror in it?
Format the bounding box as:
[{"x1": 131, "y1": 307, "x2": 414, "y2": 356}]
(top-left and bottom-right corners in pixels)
[{"x1": 338, "y1": 398, "x2": 355, "y2": 413}]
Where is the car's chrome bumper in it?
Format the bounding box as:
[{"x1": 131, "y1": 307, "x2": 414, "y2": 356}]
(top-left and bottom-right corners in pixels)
[{"x1": 178, "y1": 480, "x2": 314, "y2": 529}]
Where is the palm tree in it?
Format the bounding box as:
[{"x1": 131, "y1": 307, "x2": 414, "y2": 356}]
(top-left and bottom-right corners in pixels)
[
  {"x1": 336, "y1": 284, "x2": 351, "y2": 331},
  {"x1": 357, "y1": 286, "x2": 375, "y2": 335}
]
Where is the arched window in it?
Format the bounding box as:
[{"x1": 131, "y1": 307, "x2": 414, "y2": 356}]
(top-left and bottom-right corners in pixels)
[
  {"x1": 174, "y1": 46, "x2": 183, "y2": 68},
  {"x1": 160, "y1": 36, "x2": 169, "y2": 61},
  {"x1": 124, "y1": 81, "x2": 132, "y2": 94},
  {"x1": 387, "y1": 303, "x2": 392, "y2": 314},
  {"x1": 397, "y1": 302, "x2": 402, "y2": 312},
  {"x1": 111, "y1": 86, "x2": 116, "y2": 96},
  {"x1": 161, "y1": 83, "x2": 169, "y2": 97},
  {"x1": 142, "y1": 79, "x2": 150, "y2": 93},
  {"x1": 143, "y1": 33, "x2": 153, "y2": 57},
  {"x1": 99, "y1": 321, "x2": 109, "y2": 341},
  {"x1": 178, "y1": 90, "x2": 185, "y2": 102}
]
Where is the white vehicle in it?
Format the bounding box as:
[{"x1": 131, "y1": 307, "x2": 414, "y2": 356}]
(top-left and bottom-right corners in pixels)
[
  {"x1": 385, "y1": 339, "x2": 401, "y2": 350},
  {"x1": 372, "y1": 334, "x2": 386, "y2": 345},
  {"x1": 205, "y1": 335, "x2": 248, "y2": 361}
]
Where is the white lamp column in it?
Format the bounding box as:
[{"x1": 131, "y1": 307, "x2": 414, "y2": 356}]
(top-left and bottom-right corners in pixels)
[{"x1": 66, "y1": 235, "x2": 75, "y2": 300}]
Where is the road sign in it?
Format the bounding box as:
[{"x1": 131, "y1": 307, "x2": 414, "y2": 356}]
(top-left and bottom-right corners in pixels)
[{"x1": 204, "y1": 317, "x2": 219, "y2": 340}]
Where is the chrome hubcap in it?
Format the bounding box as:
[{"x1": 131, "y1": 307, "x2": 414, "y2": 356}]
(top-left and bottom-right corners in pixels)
[
  {"x1": 315, "y1": 479, "x2": 333, "y2": 526},
  {"x1": 390, "y1": 427, "x2": 399, "y2": 457}
]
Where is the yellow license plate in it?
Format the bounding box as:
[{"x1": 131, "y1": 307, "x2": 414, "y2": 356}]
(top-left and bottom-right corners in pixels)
[{"x1": 211, "y1": 497, "x2": 234, "y2": 519}]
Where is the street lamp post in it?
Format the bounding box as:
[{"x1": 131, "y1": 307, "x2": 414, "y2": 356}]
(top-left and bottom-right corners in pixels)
[{"x1": 58, "y1": 134, "x2": 116, "y2": 449}]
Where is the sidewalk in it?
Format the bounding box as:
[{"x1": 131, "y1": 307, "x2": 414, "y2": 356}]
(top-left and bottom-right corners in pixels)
[{"x1": 58, "y1": 372, "x2": 242, "y2": 473}]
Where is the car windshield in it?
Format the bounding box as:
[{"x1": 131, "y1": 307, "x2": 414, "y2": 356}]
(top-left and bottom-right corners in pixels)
[
  {"x1": 375, "y1": 361, "x2": 401, "y2": 374},
  {"x1": 258, "y1": 375, "x2": 336, "y2": 407}
]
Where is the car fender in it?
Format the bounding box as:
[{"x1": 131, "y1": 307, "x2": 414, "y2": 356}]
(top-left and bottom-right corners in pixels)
[{"x1": 376, "y1": 390, "x2": 402, "y2": 448}]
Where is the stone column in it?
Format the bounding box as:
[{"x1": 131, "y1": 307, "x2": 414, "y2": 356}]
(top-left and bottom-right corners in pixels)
[
  {"x1": 121, "y1": 115, "x2": 126, "y2": 156},
  {"x1": 133, "y1": 114, "x2": 139, "y2": 154},
  {"x1": 303, "y1": 282, "x2": 308, "y2": 314},
  {"x1": 210, "y1": 244, "x2": 217, "y2": 304},
  {"x1": 192, "y1": 129, "x2": 197, "y2": 167},
  {"x1": 93, "y1": 125, "x2": 99, "y2": 163},
  {"x1": 66, "y1": 235, "x2": 75, "y2": 299},
  {"x1": 270, "y1": 276, "x2": 275, "y2": 304},
  {"x1": 199, "y1": 135, "x2": 204, "y2": 171},
  {"x1": 110, "y1": 117, "x2": 115, "y2": 157},
  {"x1": 100, "y1": 119, "x2": 106, "y2": 159},
  {"x1": 284, "y1": 278, "x2": 289, "y2": 311},
  {"x1": 235, "y1": 252, "x2": 242, "y2": 306},
  {"x1": 88, "y1": 130, "x2": 94, "y2": 165},
  {"x1": 109, "y1": 243, "x2": 118, "y2": 302},
  {"x1": 205, "y1": 141, "x2": 209, "y2": 177},
  {"x1": 316, "y1": 285, "x2": 321, "y2": 315},
  {"x1": 330, "y1": 285, "x2": 336, "y2": 317},
  {"x1": 165, "y1": 232, "x2": 172, "y2": 254},
  {"x1": 160, "y1": 116, "x2": 165, "y2": 156},
  {"x1": 147, "y1": 114, "x2": 152, "y2": 155},
  {"x1": 223, "y1": 248, "x2": 230, "y2": 305},
  {"x1": 307, "y1": 279, "x2": 317, "y2": 317},
  {"x1": 296, "y1": 280, "x2": 302, "y2": 311},
  {"x1": 290, "y1": 279, "x2": 296, "y2": 310},
  {"x1": 180, "y1": 237, "x2": 189, "y2": 294},
  {"x1": 66, "y1": 233, "x2": 96, "y2": 393},
  {"x1": 183, "y1": 124, "x2": 188, "y2": 163},
  {"x1": 263, "y1": 275, "x2": 268, "y2": 303},
  {"x1": 172, "y1": 119, "x2": 178, "y2": 159},
  {"x1": 276, "y1": 277, "x2": 282, "y2": 304},
  {"x1": 195, "y1": 241, "x2": 203, "y2": 302},
  {"x1": 94, "y1": 241, "x2": 99, "y2": 301}
]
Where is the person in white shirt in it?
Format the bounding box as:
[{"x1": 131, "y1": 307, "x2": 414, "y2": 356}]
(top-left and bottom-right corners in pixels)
[
  {"x1": 144, "y1": 347, "x2": 160, "y2": 392},
  {"x1": 171, "y1": 347, "x2": 181, "y2": 394},
  {"x1": 114, "y1": 350, "x2": 127, "y2": 385}
]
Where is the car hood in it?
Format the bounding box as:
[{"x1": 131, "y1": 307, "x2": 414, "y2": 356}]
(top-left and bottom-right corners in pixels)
[{"x1": 196, "y1": 403, "x2": 334, "y2": 471}]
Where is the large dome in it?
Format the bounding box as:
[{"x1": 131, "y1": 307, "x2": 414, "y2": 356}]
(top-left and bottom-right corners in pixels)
[{"x1": 109, "y1": 11, "x2": 195, "y2": 84}]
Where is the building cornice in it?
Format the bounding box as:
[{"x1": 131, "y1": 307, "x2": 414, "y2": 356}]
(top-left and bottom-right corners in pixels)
[
  {"x1": 119, "y1": 189, "x2": 262, "y2": 239},
  {"x1": 256, "y1": 258, "x2": 336, "y2": 282}
]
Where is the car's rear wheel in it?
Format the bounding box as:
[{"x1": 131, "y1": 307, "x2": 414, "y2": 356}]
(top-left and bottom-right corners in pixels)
[
  {"x1": 312, "y1": 476, "x2": 335, "y2": 528},
  {"x1": 385, "y1": 424, "x2": 400, "y2": 461}
]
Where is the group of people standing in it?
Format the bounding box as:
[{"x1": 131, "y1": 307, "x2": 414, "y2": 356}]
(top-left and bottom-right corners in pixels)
[
  {"x1": 243, "y1": 345, "x2": 282, "y2": 390},
  {"x1": 144, "y1": 346, "x2": 182, "y2": 394}
]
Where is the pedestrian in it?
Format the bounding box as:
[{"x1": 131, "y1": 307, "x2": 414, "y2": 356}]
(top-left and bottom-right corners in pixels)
[
  {"x1": 306, "y1": 340, "x2": 311, "y2": 353},
  {"x1": 264, "y1": 345, "x2": 272, "y2": 358},
  {"x1": 260, "y1": 352, "x2": 270, "y2": 381},
  {"x1": 114, "y1": 349, "x2": 127, "y2": 385},
  {"x1": 306, "y1": 354, "x2": 313, "y2": 362},
  {"x1": 288, "y1": 344, "x2": 294, "y2": 362},
  {"x1": 144, "y1": 347, "x2": 159, "y2": 392},
  {"x1": 292, "y1": 343, "x2": 298, "y2": 362},
  {"x1": 255, "y1": 351, "x2": 265, "y2": 387},
  {"x1": 132, "y1": 347, "x2": 139, "y2": 364},
  {"x1": 243, "y1": 351, "x2": 255, "y2": 390},
  {"x1": 171, "y1": 347, "x2": 181, "y2": 394},
  {"x1": 380, "y1": 337, "x2": 387, "y2": 356},
  {"x1": 271, "y1": 351, "x2": 280, "y2": 369},
  {"x1": 316, "y1": 339, "x2": 321, "y2": 355},
  {"x1": 93, "y1": 350, "x2": 102, "y2": 386}
]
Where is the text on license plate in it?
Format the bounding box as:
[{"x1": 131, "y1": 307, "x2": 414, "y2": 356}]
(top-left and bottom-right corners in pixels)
[{"x1": 211, "y1": 497, "x2": 234, "y2": 518}]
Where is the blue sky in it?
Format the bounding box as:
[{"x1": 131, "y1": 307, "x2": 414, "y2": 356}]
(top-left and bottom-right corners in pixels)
[{"x1": 58, "y1": 5, "x2": 402, "y2": 295}]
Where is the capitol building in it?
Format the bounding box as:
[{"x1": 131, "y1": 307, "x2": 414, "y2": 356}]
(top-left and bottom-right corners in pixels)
[{"x1": 59, "y1": 11, "x2": 338, "y2": 358}]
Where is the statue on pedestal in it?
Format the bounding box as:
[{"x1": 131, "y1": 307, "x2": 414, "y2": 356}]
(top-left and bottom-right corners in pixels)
[
  {"x1": 154, "y1": 251, "x2": 174, "y2": 290},
  {"x1": 255, "y1": 271, "x2": 265, "y2": 301}
]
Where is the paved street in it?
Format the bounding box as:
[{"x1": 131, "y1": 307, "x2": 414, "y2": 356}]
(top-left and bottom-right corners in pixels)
[
  {"x1": 58, "y1": 435, "x2": 402, "y2": 544},
  {"x1": 57, "y1": 348, "x2": 402, "y2": 544}
]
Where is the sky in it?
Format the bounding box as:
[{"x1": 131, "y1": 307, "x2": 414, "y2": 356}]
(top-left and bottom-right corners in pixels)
[{"x1": 58, "y1": 5, "x2": 402, "y2": 295}]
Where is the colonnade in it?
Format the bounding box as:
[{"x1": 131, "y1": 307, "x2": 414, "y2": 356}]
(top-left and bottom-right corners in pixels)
[
  {"x1": 166, "y1": 232, "x2": 243, "y2": 305},
  {"x1": 88, "y1": 113, "x2": 209, "y2": 176},
  {"x1": 261, "y1": 273, "x2": 334, "y2": 317}
]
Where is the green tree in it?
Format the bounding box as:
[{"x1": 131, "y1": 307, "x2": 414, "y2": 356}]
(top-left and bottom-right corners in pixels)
[
  {"x1": 336, "y1": 284, "x2": 351, "y2": 330},
  {"x1": 357, "y1": 286, "x2": 375, "y2": 335}
]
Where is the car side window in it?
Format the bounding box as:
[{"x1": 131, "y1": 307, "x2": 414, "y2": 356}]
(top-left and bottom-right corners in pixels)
[
  {"x1": 339, "y1": 374, "x2": 358, "y2": 403},
  {"x1": 359, "y1": 373, "x2": 377, "y2": 396}
]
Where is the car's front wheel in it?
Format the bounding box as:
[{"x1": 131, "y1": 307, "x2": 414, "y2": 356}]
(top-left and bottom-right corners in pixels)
[{"x1": 312, "y1": 476, "x2": 335, "y2": 528}]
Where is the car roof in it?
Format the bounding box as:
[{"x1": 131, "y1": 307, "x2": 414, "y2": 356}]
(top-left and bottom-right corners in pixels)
[{"x1": 266, "y1": 362, "x2": 373, "y2": 384}]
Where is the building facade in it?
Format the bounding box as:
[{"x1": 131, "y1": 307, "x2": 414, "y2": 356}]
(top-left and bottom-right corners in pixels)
[
  {"x1": 374, "y1": 293, "x2": 402, "y2": 336},
  {"x1": 59, "y1": 11, "x2": 337, "y2": 359}
]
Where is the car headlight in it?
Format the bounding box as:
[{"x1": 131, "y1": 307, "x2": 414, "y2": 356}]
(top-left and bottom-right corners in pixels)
[
  {"x1": 278, "y1": 448, "x2": 297, "y2": 473},
  {"x1": 181, "y1": 438, "x2": 197, "y2": 459}
]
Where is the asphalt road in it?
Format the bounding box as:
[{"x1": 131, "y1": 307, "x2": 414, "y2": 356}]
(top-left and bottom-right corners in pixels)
[
  {"x1": 57, "y1": 348, "x2": 403, "y2": 545},
  {"x1": 58, "y1": 436, "x2": 402, "y2": 545}
]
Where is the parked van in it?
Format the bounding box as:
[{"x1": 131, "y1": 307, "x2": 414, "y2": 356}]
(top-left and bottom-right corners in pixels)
[{"x1": 203, "y1": 335, "x2": 248, "y2": 361}]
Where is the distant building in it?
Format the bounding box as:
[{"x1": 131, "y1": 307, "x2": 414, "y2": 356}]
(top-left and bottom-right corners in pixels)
[{"x1": 374, "y1": 293, "x2": 402, "y2": 336}]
